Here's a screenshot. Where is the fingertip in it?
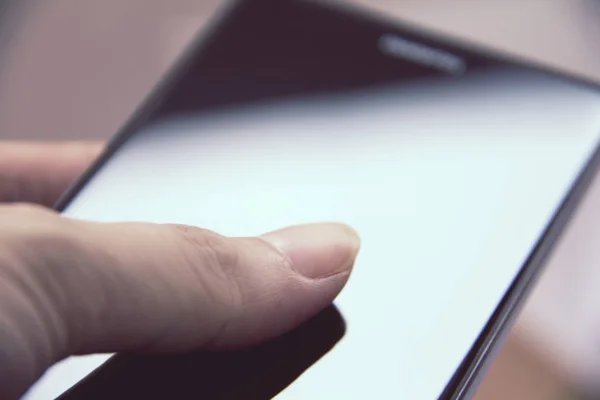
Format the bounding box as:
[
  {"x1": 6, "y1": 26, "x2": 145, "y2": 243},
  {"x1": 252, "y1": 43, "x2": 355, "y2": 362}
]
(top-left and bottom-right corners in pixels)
[
  {"x1": 209, "y1": 223, "x2": 360, "y2": 348},
  {"x1": 261, "y1": 223, "x2": 360, "y2": 279}
]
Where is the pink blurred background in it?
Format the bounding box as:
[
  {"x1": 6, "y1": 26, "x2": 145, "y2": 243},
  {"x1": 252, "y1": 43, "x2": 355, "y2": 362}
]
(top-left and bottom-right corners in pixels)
[{"x1": 2, "y1": 1, "x2": 600, "y2": 398}]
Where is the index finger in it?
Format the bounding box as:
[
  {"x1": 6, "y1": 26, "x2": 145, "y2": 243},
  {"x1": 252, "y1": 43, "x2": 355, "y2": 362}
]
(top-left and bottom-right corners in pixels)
[{"x1": 0, "y1": 141, "x2": 103, "y2": 206}]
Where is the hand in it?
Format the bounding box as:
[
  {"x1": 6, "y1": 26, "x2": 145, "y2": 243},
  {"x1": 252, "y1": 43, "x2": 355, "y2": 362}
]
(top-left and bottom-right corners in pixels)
[{"x1": 0, "y1": 141, "x2": 360, "y2": 399}]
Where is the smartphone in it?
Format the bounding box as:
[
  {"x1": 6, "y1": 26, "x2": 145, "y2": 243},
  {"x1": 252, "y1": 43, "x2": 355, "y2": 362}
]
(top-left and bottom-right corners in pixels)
[{"x1": 23, "y1": 0, "x2": 600, "y2": 398}]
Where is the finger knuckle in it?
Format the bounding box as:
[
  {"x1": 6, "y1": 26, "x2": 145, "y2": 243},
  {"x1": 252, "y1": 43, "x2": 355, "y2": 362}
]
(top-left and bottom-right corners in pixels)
[
  {"x1": 172, "y1": 225, "x2": 239, "y2": 269},
  {"x1": 170, "y1": 224, "x2": 243, "y2": 307}
]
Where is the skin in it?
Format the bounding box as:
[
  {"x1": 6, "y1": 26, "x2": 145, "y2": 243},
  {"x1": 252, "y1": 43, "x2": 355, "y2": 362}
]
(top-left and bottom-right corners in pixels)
[{"x1": 0, "y1": 141, "x2": 360, "y2": 399}]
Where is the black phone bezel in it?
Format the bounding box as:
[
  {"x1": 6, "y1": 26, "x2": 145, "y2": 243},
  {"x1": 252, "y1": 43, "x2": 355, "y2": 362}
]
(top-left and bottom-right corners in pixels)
[{"x1": 51, "y1": 0, "x2": 600, "y2": 398}]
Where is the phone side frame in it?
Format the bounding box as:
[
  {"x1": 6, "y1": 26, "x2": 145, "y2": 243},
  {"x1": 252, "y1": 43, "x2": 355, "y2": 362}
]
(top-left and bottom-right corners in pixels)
[
  {"x1": 444, "y1": 144, "x2": 600, "y2": 399},
  {"x1": 52, "y1": 1, "x2": 600, "y2": 398}
]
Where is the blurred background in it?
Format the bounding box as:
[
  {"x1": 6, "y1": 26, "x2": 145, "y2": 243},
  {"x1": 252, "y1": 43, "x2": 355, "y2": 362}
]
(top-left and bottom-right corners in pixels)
[{"x1": 2, "y1": 1, "x2": 600, "y2": 399}]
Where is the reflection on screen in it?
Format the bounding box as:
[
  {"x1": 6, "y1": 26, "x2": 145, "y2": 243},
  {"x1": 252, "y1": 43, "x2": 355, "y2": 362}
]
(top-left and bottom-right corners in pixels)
[{"x1": 23, "y1": 0, "x2": 600, "y2": 398}]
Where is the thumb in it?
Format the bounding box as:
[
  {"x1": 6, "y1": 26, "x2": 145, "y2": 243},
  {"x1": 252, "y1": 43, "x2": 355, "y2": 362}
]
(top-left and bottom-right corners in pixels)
[
  {"x1": 63, "y1": 220, "x2": 359, "y2": 355},
  {"x1": 2, "y1": 205, "x2": 359, "y2": 377}
]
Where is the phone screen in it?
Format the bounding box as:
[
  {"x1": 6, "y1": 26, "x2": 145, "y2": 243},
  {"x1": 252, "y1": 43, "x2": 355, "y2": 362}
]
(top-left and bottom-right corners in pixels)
[{"x1": 24, "y1": 0, "x2": 600, "y2": 399}]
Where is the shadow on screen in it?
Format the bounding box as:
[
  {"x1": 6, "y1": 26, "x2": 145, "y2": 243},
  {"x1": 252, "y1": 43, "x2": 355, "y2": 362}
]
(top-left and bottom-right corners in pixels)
[{"x1": 57, "y1": 305, "x2": 345, "y2": 399}]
